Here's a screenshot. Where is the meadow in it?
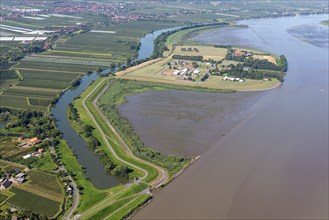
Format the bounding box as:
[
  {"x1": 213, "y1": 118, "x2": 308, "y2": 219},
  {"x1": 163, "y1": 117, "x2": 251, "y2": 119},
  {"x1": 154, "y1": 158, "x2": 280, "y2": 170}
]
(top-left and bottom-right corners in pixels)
[{"x1": 174, "y1": 45, "x2": 227, "y2": 61}]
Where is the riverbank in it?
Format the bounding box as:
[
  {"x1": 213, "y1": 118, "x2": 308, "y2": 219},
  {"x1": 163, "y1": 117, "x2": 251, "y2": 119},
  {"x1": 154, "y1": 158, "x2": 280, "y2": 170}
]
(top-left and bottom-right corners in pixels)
[
  {"x1": 133, "y1": 14, "x2": 328, "y2": 220},
  {"x1": 64, "y1": 77, "x2": 173, "y2": 219},
  {"x1": 120, "y1": 23, "x2": 286, "y2": 91}
]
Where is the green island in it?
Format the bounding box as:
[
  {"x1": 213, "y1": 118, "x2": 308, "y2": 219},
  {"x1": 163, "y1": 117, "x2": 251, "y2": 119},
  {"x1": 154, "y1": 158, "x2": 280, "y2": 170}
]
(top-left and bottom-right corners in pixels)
[
  {"x1": 321, "y1": 19, "x2": 329, "y2": 26},
  {"x1": 0, "y1": 0, "x2": 326, "y2": 219}
]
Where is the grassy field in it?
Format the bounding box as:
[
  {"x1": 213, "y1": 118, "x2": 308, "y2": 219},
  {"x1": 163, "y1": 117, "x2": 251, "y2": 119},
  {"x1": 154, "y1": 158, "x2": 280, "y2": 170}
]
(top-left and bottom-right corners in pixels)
[
  {"x1": 108, "y1": 193, "x2": 151, "y2": 220},
  {"x1": 174, "y1": 45, "x2": 227, "y2": 61},
  {"x1": 6, "y1": 187, "x2": 61, "y2": 218}
]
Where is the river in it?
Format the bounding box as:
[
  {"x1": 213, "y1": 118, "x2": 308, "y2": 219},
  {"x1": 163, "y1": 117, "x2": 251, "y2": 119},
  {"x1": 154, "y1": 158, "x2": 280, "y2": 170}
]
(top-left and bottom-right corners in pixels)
[
  {"x1": 51, "y1": 27, "x2": 180, "y2": 189},
  {"x1": 133, "y1": 14, "x2": 329, "y2": 219}
]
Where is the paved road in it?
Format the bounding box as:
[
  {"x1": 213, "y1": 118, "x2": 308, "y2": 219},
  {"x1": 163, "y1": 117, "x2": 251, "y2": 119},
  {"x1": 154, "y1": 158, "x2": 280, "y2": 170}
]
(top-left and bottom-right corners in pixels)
[
  {"x1": 49, "y1": 146, "x2": 80, "y2": 220},
  {"x1": 87, "y1": 78, "x2": 168, "y2": 187},
  {"x1": 71, "y1": 78, "x2": 168, "y2": 219}
]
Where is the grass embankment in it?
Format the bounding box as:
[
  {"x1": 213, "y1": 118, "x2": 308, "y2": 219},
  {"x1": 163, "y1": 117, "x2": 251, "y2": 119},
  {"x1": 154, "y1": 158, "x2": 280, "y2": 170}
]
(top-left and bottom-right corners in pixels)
[
  {"x1": 55, "y1": 140, "x2": 124, "y2": 212},
  {"x1": 70, "y1": 79, "x2": 155, "y2": 181},
  {"x1": 97, "y1": 78, "x2": 232, "y2": 175},
  {"x1": 80, "y1": 182, "x2": 148, "y2": 219},
  {"x1": 66, "y1": 78, "x2": 162, "y2": 219}
]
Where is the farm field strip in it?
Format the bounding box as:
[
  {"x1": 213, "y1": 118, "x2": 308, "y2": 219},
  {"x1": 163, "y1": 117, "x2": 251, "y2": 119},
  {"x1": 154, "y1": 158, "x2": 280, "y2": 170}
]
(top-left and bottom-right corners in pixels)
[
  {"x1": 32, "y1": 54, "x2": 115, "y2": 62},
  {"x1": 22, "y1": 56, "x2": 112, "y2": 66},
  {"x1": 6, "y1": 187, "x2": 61, "y2": 218}
]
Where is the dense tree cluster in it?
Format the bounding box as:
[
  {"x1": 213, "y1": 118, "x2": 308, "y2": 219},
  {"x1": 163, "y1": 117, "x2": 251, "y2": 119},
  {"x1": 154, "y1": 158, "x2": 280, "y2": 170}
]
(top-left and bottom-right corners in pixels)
[{"x1": 0, "y1": 108, "x2": 61, "y2": 139}]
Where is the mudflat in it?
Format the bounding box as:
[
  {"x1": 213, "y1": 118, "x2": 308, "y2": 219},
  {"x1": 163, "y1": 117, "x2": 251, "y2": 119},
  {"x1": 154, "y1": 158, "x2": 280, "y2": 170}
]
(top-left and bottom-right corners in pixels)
[
  {"x1": 133, "y1": 14, "x2": 328, "y2": 219},
  {"x1": 119, "y1": 90, "x2": 262, "y2": 158}
]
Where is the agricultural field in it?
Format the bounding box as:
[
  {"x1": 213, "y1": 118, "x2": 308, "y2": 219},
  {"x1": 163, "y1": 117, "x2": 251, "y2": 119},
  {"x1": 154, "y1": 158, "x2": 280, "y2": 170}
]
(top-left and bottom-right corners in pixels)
[
  {"x1": 0, "y1": 159, "x2": 26, "y2": 172},
  {"x1": 174, "y1": 45, "x2": 227, "y2": 61},
  {"x1": 0, "y1": 194, "x2": 8, "y2": 204},
  {"x1": 0, "y1": 59, "x2": 99, "y2": 110},
  {"x1": 0, "y1": 162, "x2": 64, "y2": 218},
  {"x1": 18, "y1": 170, "x2": 63, "y2": 202},
  {"x1": 6, "y1": 187, "x2": 61, "y2": 218},
  {"x1": 0, "y1": 137, "x2": 34, "y2": 161},
  {"x1": 43, "y1": 20, "x2": 179, "y2": 63},
  {"x1": 0, "y1": 20, "x2": 180, "y2": 111}
]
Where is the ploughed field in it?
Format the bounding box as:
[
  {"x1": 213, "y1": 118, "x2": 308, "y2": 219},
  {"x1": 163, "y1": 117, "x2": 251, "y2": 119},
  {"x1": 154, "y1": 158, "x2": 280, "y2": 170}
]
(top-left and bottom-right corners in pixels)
[{"x1": 119, "y1": 89, "x2": 262, "y2": 157}]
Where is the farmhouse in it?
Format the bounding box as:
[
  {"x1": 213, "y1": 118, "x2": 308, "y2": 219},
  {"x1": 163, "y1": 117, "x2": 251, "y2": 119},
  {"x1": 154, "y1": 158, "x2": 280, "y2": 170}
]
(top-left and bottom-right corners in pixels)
[
  {"x1": 223, "y1": 76, "x2": 244, "y2": 82},
  {"x1": 23, "y1": 154, "x2": 32, "y2": 159},
  {"x1": 234, "y1": 50, "x2": 246, "y2": 56},
  {"x1": 30, "y1": 137, "x2": 41, "y2": 145},
  {"x1": 0, "y1": 179, "x2": 12, "y2": 190}
]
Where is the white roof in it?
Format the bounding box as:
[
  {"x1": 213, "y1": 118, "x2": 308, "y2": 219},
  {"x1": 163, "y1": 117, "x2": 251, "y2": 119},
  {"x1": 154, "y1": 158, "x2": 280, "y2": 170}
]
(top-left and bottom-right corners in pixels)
[{"x1": 23, "y1": 154, "x2": 32, "y2": 159}]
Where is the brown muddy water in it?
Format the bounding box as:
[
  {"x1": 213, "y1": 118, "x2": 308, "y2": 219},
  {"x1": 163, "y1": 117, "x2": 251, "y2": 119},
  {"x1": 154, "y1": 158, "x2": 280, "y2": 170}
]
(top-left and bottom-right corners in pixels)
[
  {"x1": 119, "y1": 90, "x2": 262, "y2": 158},
  {"x1": 133, "y1": 14, "x2": 328, "y2": 219}
]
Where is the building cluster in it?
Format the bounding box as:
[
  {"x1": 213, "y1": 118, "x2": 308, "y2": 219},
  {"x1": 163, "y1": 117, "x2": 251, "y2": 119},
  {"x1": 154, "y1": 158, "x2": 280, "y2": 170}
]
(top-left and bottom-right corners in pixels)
[
  {"x1": 174, "y1": 68, "x2": 201, "y2": 81},
  {"x1": 22, "y1": 148, "x2": 44, "y2": 160},
  {"x1": 17, "y1": 136, "x2": 41, "y2": 148},
  {"x1": 0, "y1": 170, "x2": 28, "y2": 190},
  {"x1": 222, "y1": 76, "x2": 244, "y2": 82},
  {"x1": 233, "y1": 50, "x2": 253, "y2": 57},
  {"x1": 0, "y1": 1, "x2": 159, "y2": 24}
]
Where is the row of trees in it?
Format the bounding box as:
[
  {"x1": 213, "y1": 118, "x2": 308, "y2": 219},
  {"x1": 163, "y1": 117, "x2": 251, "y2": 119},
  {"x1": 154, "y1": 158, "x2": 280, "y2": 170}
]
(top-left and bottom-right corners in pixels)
[
  {"x1": 0, "y1": 108, "x2": 61, "y2": 139},
  {"x1": 67, "y1": 104, "x2": 133, "y2": 178},
  {"x1": 172, "y1": 55, "x2": 203, "y2": 61},
  {"x1": 152, "y1": 22, "x2": 229, "y2": 58}
]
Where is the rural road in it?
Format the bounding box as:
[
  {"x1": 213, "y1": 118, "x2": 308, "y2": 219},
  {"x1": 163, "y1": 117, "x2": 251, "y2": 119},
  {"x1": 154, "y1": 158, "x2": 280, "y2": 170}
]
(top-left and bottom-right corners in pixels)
[
  {"x1": 49, "y1": 146, "x2": 80, "y2": 220},
  {"x1": 88, "y1": 78, "x2": 168, "y2": 187},
  {"x1": 69, "y1": 78, "x2": 168, "y2": 219}
]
